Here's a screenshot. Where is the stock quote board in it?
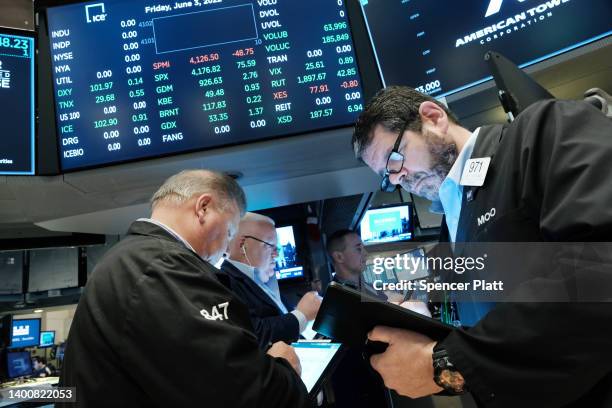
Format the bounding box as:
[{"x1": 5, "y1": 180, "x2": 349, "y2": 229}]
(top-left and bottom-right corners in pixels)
[
  {"x1": 0, "y1": 31, "x2": 35, "y2": 175},
  {"x1": 46, "y1": 0, "x2": 365, "y2": 171},
  {"x1": 361, "y1": 0, "x2": 612, "y2": 97}
]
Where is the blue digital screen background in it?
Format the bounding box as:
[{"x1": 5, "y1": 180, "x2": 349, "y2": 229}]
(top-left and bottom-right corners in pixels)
[
  {"x1": 0, "y1": 32, "x2": 35, "y2": 175},
  {"x1": 7, "y1": 351, "x2": 33, "y2": 378},
  {"x1": 10, "y1": 318, "x2": 41, "y2": 348},
  {"x1": 46, "y1": 0, "x2": 365, "y2": 171},
  {"x1": 361, "y1": 0, "x2": 612, "y2": 97}
]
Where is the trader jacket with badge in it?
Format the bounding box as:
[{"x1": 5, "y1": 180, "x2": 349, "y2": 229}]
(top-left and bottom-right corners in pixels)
[
  {"x1": 59, "y1": 221, "x2": 311, "y2": 407},
  {"x1": 435, "y1": 100, "x2": 612, "y2": 407}
]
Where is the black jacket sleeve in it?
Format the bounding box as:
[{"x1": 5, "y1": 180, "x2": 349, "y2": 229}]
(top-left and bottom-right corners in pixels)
[
  {"x1": 250, "y1": 311, "x2": 301, "y2": 349},
  {"x1": 119, "y1": 251, "x2": 312, "y2": 407},
  {"x1": 440, "y1": 101, "x2": 612, "y2": 407}
]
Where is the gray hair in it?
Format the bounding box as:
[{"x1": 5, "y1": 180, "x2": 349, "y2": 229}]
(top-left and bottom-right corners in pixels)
[
  {"x1": 151, "y1": 170, "x2": 246, "y2": 216},
  {"x1": 241, "y1": 212, "x2": 275, "y2": 227}
]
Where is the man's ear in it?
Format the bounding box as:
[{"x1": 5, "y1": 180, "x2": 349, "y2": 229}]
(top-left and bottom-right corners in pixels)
[
  {"x1": 332, "y1": 251, "x2": 344, "y2": 264},
  {"x1": 195, "y1": 193, "x2": 213, "y2": 224},
  {"x1": 418, "y1": 101, "x2": 449, "y2": 134}
]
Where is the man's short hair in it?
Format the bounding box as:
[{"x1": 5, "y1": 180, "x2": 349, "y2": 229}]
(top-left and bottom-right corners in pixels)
[
  {"x1": 32, "y1": 356, "x2": 46, "y2": 365},
  {"x1": 241, "y1": 212, "x2": 275, "y2": 227},
  {"x1": 326, "y1": 229, "x2": 358, "y2": 258},
  {"x1": 352, "y1": 86, "x2": 459, "y2": 160},
  {"x1": 151, "y1": 170, "x2": 246, "y2": 216}
]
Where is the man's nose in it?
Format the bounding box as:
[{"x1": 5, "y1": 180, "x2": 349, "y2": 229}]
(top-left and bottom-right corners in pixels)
[{"x1": 388, "y1": 166, "x2": 408, "y2": 186}]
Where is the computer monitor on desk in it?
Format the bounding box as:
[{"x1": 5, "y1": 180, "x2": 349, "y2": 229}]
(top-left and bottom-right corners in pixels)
[{"x1": 6, "y1": 351, "x2": 32, "y2": 379}]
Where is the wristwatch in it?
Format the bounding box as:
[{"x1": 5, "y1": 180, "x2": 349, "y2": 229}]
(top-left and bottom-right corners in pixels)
[{"x1": 432, "y1": 344, "x2": 466, "y2": 395}]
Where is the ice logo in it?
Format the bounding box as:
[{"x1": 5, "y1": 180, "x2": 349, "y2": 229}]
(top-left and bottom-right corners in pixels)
[{"x1": 86, "y1": 3, "x2": 107, "y2": 23}]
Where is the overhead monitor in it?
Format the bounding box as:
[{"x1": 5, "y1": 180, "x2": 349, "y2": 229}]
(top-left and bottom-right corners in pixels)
[
  {"x1": 39, "y1": 330, "x2": 56, "y2": 348},
  {"x1": 45, "y1": 0, "x2": 366, "y2": 171},
  {"x1": 6, "y1": 351, "x2": 33, "y2": 379},
  {"x1": 360, "y1": 0, "x2": 612, "y2": 97},
  {"x1": 10, "y1": 318, "x2": 41, "y2": 349},
  {"x1": 275, "y1": 225, "x2": 303, "y2": 280},
  {"x1": 360, "y1": 203, "x2": 413, "y2": 245},
  {"x1": 0, "y1": 251, "x2": 24, "y2": 295},
  {"x1": 29, "y1": 247, "x2": 79, "y2": 292},
  {"x1": 0, "y1": 29, "x2": 35, "y2": 175}
]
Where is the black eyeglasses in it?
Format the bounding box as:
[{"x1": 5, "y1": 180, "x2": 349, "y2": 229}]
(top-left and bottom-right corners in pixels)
[
  {"x1": 244, "y1": 235, "x2": 278, "y2": 251},
  {"x1": 380, "y1": 122, "x2": 408, "y2": 192}
]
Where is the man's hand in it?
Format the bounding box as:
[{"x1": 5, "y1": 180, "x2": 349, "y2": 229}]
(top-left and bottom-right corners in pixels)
[
  {"x1": 267, "y1": 341, "x2": 302, "y2": 376},
  {"x1": 296, "y1": 291, "x2": 322, "y2": 321},
  {"x1": 369, "y1": 326, "x2": 443, "y2": 398}
]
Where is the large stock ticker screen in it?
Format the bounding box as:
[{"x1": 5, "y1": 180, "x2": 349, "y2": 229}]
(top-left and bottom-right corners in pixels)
[
  {"x1": 46, "y1": 0, "x2": 365, "y2": 170},
  {"x1": 0, "y1": 31, "x2": 35, "y2": 175},
  {"x1": 361, "y1": 0, "x2": 612, "y2": 97}
]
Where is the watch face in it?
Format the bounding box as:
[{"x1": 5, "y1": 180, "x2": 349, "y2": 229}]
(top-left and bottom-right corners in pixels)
[{"x1": 438, "y1": 369, "x2": 466, "y2": 394}]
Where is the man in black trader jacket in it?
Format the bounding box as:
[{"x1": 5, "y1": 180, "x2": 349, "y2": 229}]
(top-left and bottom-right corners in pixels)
[
  {"x1": 59, "y1": 170, "x2": 311, "y2": 408},
  {"x1": 351, "y1": 86, "x2": 612, "y2": 407},
  {"x1": 221, "y1": 212, "x2": 321, "y2": 349}
]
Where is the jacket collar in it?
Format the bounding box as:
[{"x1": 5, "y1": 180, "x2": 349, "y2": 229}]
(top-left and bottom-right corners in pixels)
[{"x1": 221, "y1": 260, "x2": 282, "y2": 311}]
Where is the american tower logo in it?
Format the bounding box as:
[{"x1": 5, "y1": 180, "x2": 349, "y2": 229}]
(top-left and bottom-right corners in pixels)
[{"x1": 456, "y1": 0, "x2": 571, "y2": 48}]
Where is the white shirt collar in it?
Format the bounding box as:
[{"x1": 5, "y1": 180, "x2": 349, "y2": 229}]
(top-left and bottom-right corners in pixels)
[{"x1": 445, "y1": 127, "x2": 481, "y2": 185}]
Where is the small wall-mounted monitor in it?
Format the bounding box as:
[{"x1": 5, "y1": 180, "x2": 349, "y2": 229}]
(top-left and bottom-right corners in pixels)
[
  {"x1": 10, "y1": 318, "x2": 41, "y2": 349},
  {"x1": 6, "y1": 351, "x2": 33, "y2": 379},
  {"x1": 0, "y1": 28, "x2": 35, "y2": 175},
  {"x1": 275, "y1": 225, "x2": 303, "y2": 280},
  {"x1": 360, "y1": 203, "x2": 413, "y2": 245},
  {"x1": 39, "y1": 331, "x2": 56, "y2": 348}
]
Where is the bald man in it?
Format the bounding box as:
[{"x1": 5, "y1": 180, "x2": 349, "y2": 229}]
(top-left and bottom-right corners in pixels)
[{"x1": 222, "y1": 213, "x2": 321, "y2": 349}]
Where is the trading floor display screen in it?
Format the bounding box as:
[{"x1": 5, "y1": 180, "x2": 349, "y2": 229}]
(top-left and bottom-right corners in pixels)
[
  {"x1": 46, "y1": 0, "x2": 365, "y2": 171},
  {"x1": 361, "y1": 0, "x2": 612, "y2": 97},
  {"x1": 0, "y1": 31, "x2": 35, "y2": 175}
]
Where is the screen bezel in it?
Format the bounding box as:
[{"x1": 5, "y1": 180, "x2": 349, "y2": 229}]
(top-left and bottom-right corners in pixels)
[
  {"x1": 39, "y1": 330, "x2": 56, "y2": 348},
  {"x1": 359, "y1": 202, "x2": 415, "y2": 246},
  {"x1": 36, "y1": 0, "x2": 382, "y2": 173},
  {"x1": 9, "y1": 318, "x2": 42, "y2": 349},
  {"x1": 0, "y1": 26, "x2": 37, "y2": 176}
]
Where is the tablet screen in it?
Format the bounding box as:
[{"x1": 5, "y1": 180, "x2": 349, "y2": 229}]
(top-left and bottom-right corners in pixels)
[{"x1": 292, "y1": 341, "x2": 342, "y2": 393}]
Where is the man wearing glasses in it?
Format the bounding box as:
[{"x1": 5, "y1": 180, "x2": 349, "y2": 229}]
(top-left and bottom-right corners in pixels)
[
  {"x1": 222, "y1": 212, "x2": 322, "y2": 349},
  {"x1": 350, "y1": 86, "x2": 612, "y2": 406}
]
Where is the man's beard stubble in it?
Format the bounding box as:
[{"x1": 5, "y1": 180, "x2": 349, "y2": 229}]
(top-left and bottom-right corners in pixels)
[{"x1": 401, "y1": 130, "x2": 458, "y2": 202}]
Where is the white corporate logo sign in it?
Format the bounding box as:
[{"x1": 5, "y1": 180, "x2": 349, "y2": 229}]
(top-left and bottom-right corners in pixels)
[
  {"x1": 485, "y1": 0, "x2": 528, "y2": 17},
  {"x1": 13, "y1": 325, "x2": 30, "y2": 336}
]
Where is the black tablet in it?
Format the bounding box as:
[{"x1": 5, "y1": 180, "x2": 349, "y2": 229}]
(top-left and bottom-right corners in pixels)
[
  {"x1": 291, "y1": 341, "x2": 344, "y2": 398},
  {"x1": 313, "y1": 282, "x2": 453, "y2": 346}
]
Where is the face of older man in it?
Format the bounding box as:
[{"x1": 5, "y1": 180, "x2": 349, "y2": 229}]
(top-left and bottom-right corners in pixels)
[{"x1": 244, "y1": 222, "x2": 279, "y2": 283}]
